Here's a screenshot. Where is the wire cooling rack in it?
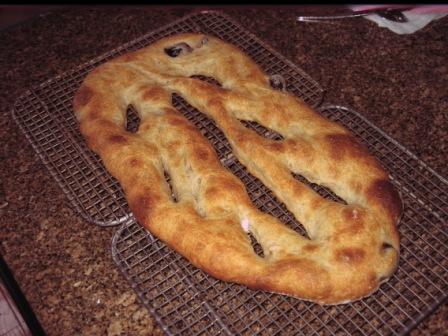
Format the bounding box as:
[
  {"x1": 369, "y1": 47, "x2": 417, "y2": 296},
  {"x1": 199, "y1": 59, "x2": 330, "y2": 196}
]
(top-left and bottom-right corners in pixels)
[
  {"x1": 11, "y1": 11, "x2": 323, "y2": 227},
  {"x1": 12, "y1": 10, "x2": 447, "y2": 336},
  {"x1": 112, "y1": 104, "x2": 448, "y2": 336}
]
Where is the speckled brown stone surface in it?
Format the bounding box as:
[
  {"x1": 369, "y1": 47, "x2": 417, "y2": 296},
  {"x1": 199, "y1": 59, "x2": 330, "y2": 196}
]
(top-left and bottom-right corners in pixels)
[{"x1": 0, "y1": 6, "x2": 446, "y2": 335}]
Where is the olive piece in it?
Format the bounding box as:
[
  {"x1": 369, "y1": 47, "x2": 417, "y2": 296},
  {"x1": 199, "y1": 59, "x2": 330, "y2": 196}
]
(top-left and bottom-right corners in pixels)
[
  {"x1": 164, "y1": 42, "x2": 193, "y2": 57},
  {"x1": 269, "y1": 74, "x2": 286, "y2": 91}
]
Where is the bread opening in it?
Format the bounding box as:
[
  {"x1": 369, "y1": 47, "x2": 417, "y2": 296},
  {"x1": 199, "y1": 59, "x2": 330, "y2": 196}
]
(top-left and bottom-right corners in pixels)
[
  {"x1": 240, "y1": 120, "x2": 284, "y2": 141},
  {"x1": 248, "y1": 231, "x2": 264, "y2": 258},
  {"x1": 190, "y1": 75, "x2": 222, "y2": 87},
  {"x1": 292, "y1": 172, "x2": 347, "y2": 205},
  {"x1": 163, "y1": 170, "x2": 178, "y2": 203},
  {"x1": 126, "y1": 105, "x2": 140, "y2": 133}
]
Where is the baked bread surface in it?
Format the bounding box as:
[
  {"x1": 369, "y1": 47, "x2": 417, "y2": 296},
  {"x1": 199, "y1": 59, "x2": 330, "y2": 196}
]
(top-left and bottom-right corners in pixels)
[{"x1": 73, "y1": 33, "x2": 402, "y2": 304}]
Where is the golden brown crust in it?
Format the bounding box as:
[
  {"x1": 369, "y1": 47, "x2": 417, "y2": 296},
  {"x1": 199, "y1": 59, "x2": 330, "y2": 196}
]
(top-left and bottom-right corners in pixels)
[{"x1": 73, "y1": 33, "x2": 402, "y2": 304}]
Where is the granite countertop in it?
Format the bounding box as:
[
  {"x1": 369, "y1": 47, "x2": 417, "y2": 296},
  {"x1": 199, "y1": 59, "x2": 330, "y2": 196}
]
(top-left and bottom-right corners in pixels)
[{"x1": 0, "y1": 6, "x2": 447, "y2": 335}]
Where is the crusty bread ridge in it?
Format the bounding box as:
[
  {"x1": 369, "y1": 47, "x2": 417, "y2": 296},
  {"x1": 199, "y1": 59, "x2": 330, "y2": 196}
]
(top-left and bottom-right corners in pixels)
[{"x1": 73, "y1": 33, "x2": 402, "y2": 304}]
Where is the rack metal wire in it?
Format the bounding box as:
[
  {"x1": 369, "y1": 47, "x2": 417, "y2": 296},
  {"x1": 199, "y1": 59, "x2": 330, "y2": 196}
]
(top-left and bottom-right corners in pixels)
[{"x1": 12, "y1": 10, "x2": 447, "y2": 336}]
